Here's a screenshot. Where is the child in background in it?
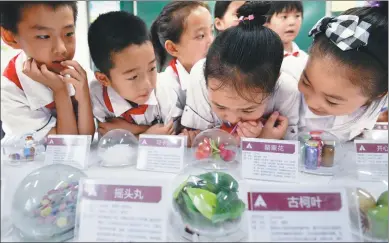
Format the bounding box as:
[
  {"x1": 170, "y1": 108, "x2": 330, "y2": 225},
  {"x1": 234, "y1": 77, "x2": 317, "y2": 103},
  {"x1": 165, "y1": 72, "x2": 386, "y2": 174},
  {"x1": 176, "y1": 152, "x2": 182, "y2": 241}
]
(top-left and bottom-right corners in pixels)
[
  {"x1": 214, "y1": 1, "x2": 246, "y2": 33},
  {"x1": 262, "y1": 1, "x2": 308, "y2": 80},
  {"x1": 0, "y1": 1, "x2": 95, "y2": 141},
  {"x1": 299, "y1": 2, "x2": 388, "y2": 142},
  {"x1": 150, "y1": 1, "x2": 213, "y2": 104},
  {"x1": 88, "y1": 11, "x2": 182, "y2": 136},
  {"x1": 181, "y1": 2, "x2": 300, "y2": 145}
]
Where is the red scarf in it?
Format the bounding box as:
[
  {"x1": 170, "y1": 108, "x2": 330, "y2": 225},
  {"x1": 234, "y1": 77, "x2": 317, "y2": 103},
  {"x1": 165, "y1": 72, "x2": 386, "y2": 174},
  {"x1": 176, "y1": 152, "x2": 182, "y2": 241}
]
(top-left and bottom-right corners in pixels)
[
  {"x1": 3, "y1": 54, "x2": 55, "y2": 109},
  {"x1": 102, "y1": 86, "x2": 148, "y2": 123},
  {"x1": 284, "y1": 51, "x2": 299, "y2": 57}
]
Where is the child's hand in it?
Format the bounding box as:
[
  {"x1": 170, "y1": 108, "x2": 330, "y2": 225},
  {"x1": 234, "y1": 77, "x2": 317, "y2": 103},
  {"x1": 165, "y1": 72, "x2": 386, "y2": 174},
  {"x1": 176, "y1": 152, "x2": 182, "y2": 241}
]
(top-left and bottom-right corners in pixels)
[
  {"x1": 97, "y1": 117, "x2": 129, "y2": 135},
  {"x1": 179, "y1": 128, "x2": 201, "y2": 147},
  {"x1": 145, "y1": 120, "x2": 175, "y2": 135},
  {"x1": 259, "y1": 111, "x2": 288, "y2": 140},
  {"x1": 23, "y1": 58, "x2": 67, "y2": 93},
  {"x1": 236, "y1": 120, "x2": 263, "y2": 138},
  {"x1": 60, "y1": 60, "x2": 90, "y2": 102}
]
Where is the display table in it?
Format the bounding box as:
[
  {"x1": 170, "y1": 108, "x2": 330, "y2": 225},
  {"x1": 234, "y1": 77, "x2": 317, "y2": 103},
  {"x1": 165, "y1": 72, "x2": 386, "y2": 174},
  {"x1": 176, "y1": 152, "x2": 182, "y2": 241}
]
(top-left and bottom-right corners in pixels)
[{"x1": 1, "y1": 142, "x2": 386, "y2": 242}]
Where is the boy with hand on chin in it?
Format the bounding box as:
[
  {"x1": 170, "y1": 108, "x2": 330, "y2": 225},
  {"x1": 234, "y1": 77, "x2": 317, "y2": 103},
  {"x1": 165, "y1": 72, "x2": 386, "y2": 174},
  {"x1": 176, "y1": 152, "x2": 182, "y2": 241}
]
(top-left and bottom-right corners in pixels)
[{"x1": 0, "y1": 1, "x2": 95, "y2": 142}]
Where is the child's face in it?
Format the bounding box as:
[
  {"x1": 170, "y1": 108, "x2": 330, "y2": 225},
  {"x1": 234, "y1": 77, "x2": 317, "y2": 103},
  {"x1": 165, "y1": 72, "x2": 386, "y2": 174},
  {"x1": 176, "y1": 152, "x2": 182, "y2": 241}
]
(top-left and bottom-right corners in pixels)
[
  {"x1": 214, "y1": 1, "x2": 246, "y2": 32},
  {"x1": 175, "y1": 6, "x2": 214, "y2": 70},
  {"x1": 298, "y1": 56, "x2": 369, "y2": 116},
  {"x1": 11, "y1": 5, "x2": 76, "y2": 74},
  {"x1": 207, "y1": 78, "x2": 268, "y2": 124},
  {"x1": 265, "y1": 10, "x2": 302, "y2": 45},
  {"x1": 106, "y1": 42, "x2": 157, "y2": 104}
]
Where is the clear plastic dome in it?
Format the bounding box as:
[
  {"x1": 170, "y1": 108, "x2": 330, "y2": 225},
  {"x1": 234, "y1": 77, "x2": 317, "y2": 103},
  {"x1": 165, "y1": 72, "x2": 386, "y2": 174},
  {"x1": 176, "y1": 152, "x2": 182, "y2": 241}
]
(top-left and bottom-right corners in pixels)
[
  {"x1": 11, "y1": 164, "x2": 87, "y2": 242},
  {"x1": 296, "y1": 130, "x2": 343, "y2": 175},
  {"x1": 1, "y1": 133, "x2": 46, "y2": 165},
  {"x1": 191, "y1": 129, "x2": 239, "y2": 169},
  {"x1": 331, "y1": 168, "x2": 388, "y2": 242},
  {"x1": 97, "y1": 129, "x2": 138, "y2": 167},
  {"x1": 169, "y1": 164, "x2": 246, "y2": 242}
]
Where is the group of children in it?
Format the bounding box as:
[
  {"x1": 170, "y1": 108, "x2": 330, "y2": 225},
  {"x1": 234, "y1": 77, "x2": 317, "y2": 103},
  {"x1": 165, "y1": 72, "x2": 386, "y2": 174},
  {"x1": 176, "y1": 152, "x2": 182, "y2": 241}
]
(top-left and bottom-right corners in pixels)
[{"x1": 1, "y1": 1, "x2": 387, "y2": 146}]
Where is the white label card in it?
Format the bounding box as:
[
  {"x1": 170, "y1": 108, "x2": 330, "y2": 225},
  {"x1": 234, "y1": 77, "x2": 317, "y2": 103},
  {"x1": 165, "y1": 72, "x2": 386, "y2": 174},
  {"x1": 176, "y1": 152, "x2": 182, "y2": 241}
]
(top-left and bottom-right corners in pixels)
[
  {"x1": 137, "y1": 135, "x2": 185, "y2": 173},
  {"x1": 76, "y1": 178, "x2": 168, "y2": 242},
  {"x1": 44, "y1": 135, "x2": 91, "y2": 169},
  {"x1": 241, "y1": 138, "x2": 299, "y2": 183},
  {"x1": 354, "y1": 140, "x2": 388, "y2": 181},
  {"x1": 247, "y1": 187, "x2": 353, "y2": 242}
]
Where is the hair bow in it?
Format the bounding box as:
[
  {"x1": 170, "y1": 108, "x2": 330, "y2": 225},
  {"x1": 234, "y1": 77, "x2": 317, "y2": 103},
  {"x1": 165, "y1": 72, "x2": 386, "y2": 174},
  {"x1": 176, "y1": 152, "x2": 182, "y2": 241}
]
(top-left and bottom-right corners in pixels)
[
  {"x1": 238, "y1": 14, "x2": 255, "y2": 22},
  {"x1": 309, "y1": 15, "x2": 372, "y2": 51}
]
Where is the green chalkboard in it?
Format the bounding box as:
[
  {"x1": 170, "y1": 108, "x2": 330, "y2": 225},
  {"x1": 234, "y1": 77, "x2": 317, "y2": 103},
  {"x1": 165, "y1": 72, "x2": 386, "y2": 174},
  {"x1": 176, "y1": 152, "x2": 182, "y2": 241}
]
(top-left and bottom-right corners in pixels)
[
  {"x1": 136, "y1": 1, "x2": 170, "y2": 28},
  {"x1": 121, "y1": 1, "x2": 216, "y2": 28},
  {"x1": 294, "y1": 1, "x2": 326, "y2": 52}
]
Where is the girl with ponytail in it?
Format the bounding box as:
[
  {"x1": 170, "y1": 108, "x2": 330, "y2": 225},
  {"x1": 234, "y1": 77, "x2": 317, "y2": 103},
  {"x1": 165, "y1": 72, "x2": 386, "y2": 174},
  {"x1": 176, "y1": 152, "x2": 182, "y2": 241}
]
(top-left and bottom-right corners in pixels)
[
  {"x1": 150, "y1": 2, "x2": 213, "y2": 103},
  {"x1": 180, "y1": 1, "x2": 300, "y2": 144}
]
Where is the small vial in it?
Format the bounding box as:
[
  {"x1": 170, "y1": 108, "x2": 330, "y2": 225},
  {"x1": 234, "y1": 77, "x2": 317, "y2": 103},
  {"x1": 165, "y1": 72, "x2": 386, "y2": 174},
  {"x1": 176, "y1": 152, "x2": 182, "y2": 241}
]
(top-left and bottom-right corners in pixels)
[{"x1": 321, "y1": 141, "x2": 335, "y2": 167}]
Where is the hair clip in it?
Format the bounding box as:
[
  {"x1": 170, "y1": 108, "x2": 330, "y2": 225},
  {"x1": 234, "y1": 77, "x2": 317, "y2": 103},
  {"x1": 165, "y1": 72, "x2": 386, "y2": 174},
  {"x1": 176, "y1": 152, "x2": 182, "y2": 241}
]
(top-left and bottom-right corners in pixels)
[{"x1": 239, "y1": 14, "x2": 255, "y2": 22}]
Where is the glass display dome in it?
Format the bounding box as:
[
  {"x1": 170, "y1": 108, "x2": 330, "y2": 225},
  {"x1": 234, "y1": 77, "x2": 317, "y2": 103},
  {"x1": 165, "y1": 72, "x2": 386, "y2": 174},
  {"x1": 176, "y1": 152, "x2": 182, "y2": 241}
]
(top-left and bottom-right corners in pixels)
[
  {"x1": 191, "y1": 129, "x2": 239, "y2": 170},
  {"x1": 331, "y1": 167, "x2": 388, "y2": 242},
  {"x1": 11, "y1": 164, "x2": 87, "y2": 242},
  {"x1": 97, "y1": 129, "x2": 138, "y2": 167},
  {"x1": 1, "y1": 133, "x2": 46, "y2": 165},
  {"x1": 296, "y1": 130, "x2": 343, "y2": 175},
  {"x1": 169, "y1": 164, "x2": 247, "y2": 242}
]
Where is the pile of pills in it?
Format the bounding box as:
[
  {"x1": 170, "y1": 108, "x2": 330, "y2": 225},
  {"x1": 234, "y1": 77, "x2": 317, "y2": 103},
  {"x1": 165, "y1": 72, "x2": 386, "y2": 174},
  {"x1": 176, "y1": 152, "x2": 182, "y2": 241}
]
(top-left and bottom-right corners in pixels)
[{"x1": 29, "y1": 181, "x2": 79, "y2": 229}]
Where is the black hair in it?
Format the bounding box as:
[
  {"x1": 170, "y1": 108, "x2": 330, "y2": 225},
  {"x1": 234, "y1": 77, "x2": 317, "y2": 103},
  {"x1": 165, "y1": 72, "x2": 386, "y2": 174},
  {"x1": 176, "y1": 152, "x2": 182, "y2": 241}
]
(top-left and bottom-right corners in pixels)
[
  {"x1": 266, "y1": 1, "x2": 304, "y2": 21},
  {"x1": 205, "y1": 1, "x2": 283, "y2": 103},
  {"x1": 214, "y1": 1, "x2": 233, "y2": 19},
  {"x1": 88, "y1": 11, "x2": 150, "y2": 76},
  {"x1": 0, "y1": 1, "x2": 78, "y2": 33},
  {"x1": 310, "y1": 1, "x2": 388, "y2": 100},
  {"x1": 150, "y1": 1, "x2": 210, "y2": 71}
]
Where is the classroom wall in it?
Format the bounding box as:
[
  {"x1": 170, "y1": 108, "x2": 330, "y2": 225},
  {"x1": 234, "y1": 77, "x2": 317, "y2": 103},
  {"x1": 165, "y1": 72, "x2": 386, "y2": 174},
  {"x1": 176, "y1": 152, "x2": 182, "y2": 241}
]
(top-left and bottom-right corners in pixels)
[{"x1": 120, "y1": 1, "x2": 327, "y2": 52}]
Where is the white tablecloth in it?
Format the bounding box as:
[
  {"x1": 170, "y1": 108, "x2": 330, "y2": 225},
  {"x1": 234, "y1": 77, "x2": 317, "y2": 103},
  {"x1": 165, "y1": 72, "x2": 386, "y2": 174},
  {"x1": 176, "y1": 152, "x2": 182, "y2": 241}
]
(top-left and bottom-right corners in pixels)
[{"x1": 1, "y1": 142, "x2": 386, "y2": 242}]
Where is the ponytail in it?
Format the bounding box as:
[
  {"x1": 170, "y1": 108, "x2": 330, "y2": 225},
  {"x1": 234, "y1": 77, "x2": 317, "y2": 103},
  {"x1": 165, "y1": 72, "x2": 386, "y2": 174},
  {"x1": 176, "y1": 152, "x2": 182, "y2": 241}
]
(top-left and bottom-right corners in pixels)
[
  {"x1": 204, "y1": 1, "x2": 283, "y2": 103},
  {"x1": 150, "y1": 18, "x2": 167, "y2": 71}
]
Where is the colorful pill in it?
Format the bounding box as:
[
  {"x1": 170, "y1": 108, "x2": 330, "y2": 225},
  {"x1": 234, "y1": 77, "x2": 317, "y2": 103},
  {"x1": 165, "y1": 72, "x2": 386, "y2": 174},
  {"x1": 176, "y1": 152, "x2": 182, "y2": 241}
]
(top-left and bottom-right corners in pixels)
[
  {"x1": 41, "y1": 199, "x2": 50, "y2": 206},
  {"x1": 40, "y1": 207, "x2": 52, "y2": 217},
  {"x1": 56, "y1": 217, "x2": 68, "y2": 228}
]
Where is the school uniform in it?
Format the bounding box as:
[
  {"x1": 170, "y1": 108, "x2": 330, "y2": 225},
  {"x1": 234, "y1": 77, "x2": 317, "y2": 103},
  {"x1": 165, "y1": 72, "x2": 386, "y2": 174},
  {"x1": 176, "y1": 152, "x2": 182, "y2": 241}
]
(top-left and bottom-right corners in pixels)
[
  {"x1": 1, "y1": 52, "x2": 78, "y2": 142},
  {"x1": 281, "y1": 42, "x2": 309, "y2": 81},
  {"x1": 181, "y1": 58, "x2": 300, "y2": 139},
  {"x1": 299, "y1": 95, "x2": 389, "y2": 142},
  {"x1": 158, "y1": 58, "x2": 190, "y2": 108},
  {"x1": 89, "y1": 77, "x2": 183, "y2": 128}
]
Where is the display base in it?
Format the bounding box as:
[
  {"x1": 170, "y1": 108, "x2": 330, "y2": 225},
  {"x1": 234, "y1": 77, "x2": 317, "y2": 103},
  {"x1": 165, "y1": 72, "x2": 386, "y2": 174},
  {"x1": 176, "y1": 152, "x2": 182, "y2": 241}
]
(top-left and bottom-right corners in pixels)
[
  {"x1": 299, "y1": 163, "x2": 339, "y2": 176},
  {"x1": 169, "y1": 211, "x2": 246, "y2": 242},
  {"x1": 11, "y1": 226, "x2": 74, "y2": 242}
]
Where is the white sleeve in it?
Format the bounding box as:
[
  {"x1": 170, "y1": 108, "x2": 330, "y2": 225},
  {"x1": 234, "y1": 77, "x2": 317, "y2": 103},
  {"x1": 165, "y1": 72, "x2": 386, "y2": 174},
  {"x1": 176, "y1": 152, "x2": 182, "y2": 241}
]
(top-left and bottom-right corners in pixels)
[
  {"x1": 155, "y1": 78, "x2": 183, "y2": 126},
  {"x1": 181, "y1": 59, "x2": 215, "y2": 130},
  {"x1": 89, "y1": 80, "x2": 109, "y2": 122},
  {"x1": 273, "y1": 72, "x2": 301, "y2": 139},
  {"x1": 1, "y1": 78, "x2": 56, "y2": 141}
]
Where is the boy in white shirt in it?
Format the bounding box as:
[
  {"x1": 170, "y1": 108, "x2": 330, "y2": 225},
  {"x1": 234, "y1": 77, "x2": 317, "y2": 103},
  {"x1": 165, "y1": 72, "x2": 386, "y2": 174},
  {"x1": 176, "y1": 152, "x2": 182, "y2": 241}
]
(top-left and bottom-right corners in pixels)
[
  {"x1": 0, "y1": 2, "x2": 95, "y2": 142},
  {"x1": 88, "y1": 11, "x2": 182, "y2": 136},
  {"x1": 264, "y1": 1, "x2": 308, "y2": 80}
]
